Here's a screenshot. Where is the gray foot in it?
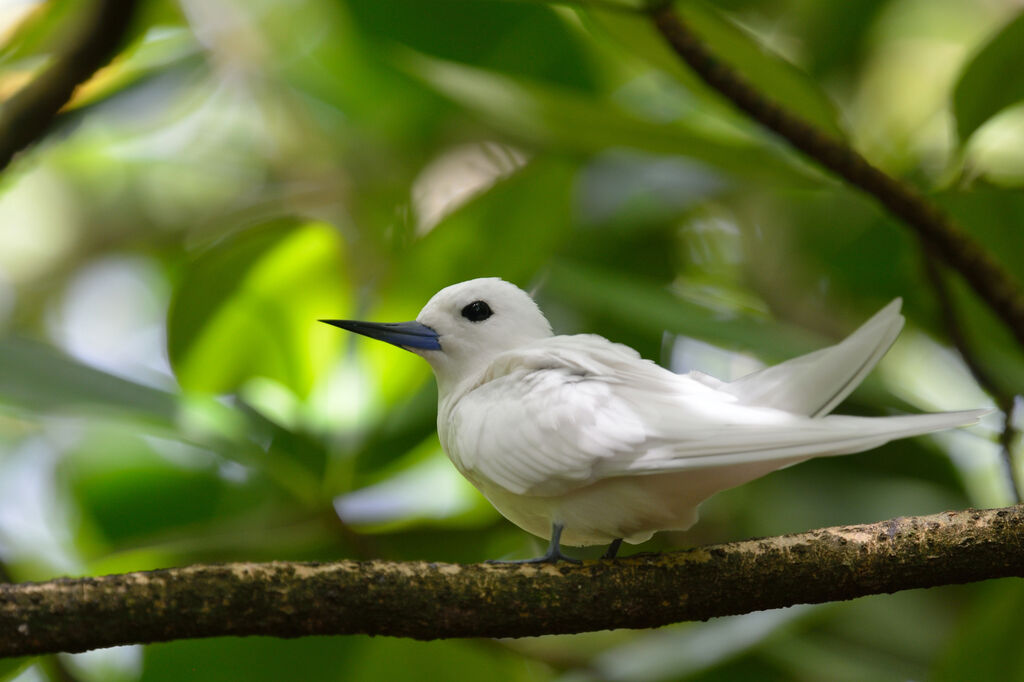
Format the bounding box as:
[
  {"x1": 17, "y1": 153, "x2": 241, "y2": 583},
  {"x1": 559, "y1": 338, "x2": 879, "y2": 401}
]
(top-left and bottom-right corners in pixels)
[
  {"x1": 486, "y1": 523, "x2": 581, "y2": 564},
  {"x1": 602, "y1": 538, "x2": 623, "y2": 559}
]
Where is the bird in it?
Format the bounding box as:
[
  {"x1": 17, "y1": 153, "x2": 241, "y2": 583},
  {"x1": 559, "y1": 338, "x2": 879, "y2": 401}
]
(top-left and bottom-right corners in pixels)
[{"x1": 322, "y1": 278, "x2": 987, "y2": 563}]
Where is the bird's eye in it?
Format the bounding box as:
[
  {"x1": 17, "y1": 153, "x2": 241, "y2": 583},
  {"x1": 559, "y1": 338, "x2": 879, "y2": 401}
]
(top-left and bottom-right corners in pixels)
[{"x1": 461, "y1": 300, "x2": 493, "y2": 322}]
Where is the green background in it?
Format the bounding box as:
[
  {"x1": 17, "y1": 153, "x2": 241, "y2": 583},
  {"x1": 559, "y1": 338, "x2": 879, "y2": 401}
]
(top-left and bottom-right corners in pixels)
[{"x1": 0, "y1": 0, "x2": 1022, "y2": 679}]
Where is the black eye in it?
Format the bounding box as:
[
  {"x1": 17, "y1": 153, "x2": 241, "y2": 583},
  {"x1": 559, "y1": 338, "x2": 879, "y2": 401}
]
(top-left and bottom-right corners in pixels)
[{"x1": 461, "y1": 300, "x2": 493, "y2": 322}]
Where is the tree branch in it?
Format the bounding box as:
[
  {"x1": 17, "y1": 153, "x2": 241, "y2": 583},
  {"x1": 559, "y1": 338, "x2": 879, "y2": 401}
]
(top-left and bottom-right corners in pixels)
[
  {"x1": 2, "y1": 505, "x2": 1023, "y2": 657},
  {"x1": 0, "y1": 0, "x2": 141, "y2": 173},
  {"x1": 922, "y1": 250, "x2": 1022, "y2": 502},
  {"x1": 650, "y1": 5, "x2": 1024, "y2": 351}
]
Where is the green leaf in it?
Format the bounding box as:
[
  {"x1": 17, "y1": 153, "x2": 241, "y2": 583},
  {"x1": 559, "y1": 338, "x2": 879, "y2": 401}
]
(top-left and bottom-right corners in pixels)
[
  {"x1": 259, "y1": 0, "x2": 447, "y2": 148},
  {"x1": 349, "y1": 383, "x2": 444, "y2": 478},
  {"x1": 139, "y1": 637, "x2": 357, "y2": 682},
  {"x1": 953, "y1": 10, "x2": 1024, "y2": 142},
  {"x1": 0, "y1": 0, "x2": 79, "y2": 67},
  {"x1": 62, "y1": 432, "x2": 225, "y2": 546},
  {"x1": 581, "y1": 6, "x2": 713, "y2": 94},
  {"x1": 67, "y1": 27, "x2": 200, "y2": 111},
  {"x1": 923, "y1": 190, "x2": 1024, "y2": 394},
  {"x1": 403, "y1": 52, "x2": 820, "y2": 188},
  {"x1": 0, "y1": 0, "x2": 186, "y2": 86},
  {"x1": 584, "y1": 608, "x2": 811, "y2": 680},
  {"x1": 346, "y1": 0, "x2": 599, "y2": 91},
  {"x1": 675, "y1": 1, "x2": 845, "y2": 139},
  {"x1": 344, "y1": 636, "x2": 541, "y2": 681},
  {"x1": 0, "y1": 337, "x2": 177, "y2": 423},
  {"x1": 583, "y1": 1, "x2": 845, "y2": 139},
  {"x1": 544, "y1": 261, "x2": 816, "y2": 362},
  {"x1": 933, "y1": 580, "x2": 1024, "y2": 681},
  {"x1": 167, "y1": 220, "x2": 351, "y2": 397},
  {"x1": 0, "y1": 657, "x2": 31, "y2": 682},
  {"x1": 795, "y1": 1, "x2": 890, "y2": 80},
  {"x1": 934, "y1": 188, "x2": 1024, "y2": 290},
  {"x1": 139, "y1": 636, "x2": 540, "y2": 682},
  {"x1": 392, "y1": 157, "x2": 577, "y2": 295},
  {"x1": 765, "y1": 188, "x2": 924, "y2": 312}
]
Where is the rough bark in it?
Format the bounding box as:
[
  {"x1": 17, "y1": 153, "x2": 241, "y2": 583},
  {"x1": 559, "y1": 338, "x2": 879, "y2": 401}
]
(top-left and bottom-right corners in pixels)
[{"x1": 1, "y1": 506, "x2": 1023, "y2": 658}]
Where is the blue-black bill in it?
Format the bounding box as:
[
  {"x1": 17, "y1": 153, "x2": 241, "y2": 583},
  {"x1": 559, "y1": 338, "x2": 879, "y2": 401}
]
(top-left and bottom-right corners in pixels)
[{"x1": 320, "y1": 319, "x2": 441, "y2": 351}]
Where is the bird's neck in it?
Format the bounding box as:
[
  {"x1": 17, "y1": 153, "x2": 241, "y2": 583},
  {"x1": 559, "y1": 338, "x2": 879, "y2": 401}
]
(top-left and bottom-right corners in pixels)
[{"x1": 435, "y1": 366, "x2": 488, "y2": 411}]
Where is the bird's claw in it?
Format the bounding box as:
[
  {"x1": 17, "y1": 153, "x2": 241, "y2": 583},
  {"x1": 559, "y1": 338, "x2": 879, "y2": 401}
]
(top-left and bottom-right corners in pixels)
[
  {"x1": 486, "y1": 523, "x2": 581, "y2": 564},
  {"x1": 486, "y1": 550, "x2": 581, "y2": 565}
]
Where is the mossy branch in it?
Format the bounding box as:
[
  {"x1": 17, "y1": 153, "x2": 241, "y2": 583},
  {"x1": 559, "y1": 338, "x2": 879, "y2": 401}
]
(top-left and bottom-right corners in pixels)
[
  {"x1": 2, "y1": 506, "x2": 1023, "y2": 658},
  {"x1": 650, "y1": 6, "x2": 1024, "y2": 351}
]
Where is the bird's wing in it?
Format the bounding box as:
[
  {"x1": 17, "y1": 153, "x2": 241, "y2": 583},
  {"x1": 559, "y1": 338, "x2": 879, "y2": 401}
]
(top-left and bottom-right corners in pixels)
[
  {"x1": 720, "y1": 299, "x2": 904, "y2": 416},
  {"x1": 444, "y1": 335, "x2": 722, "y2": 496},
  {"x1": 445, "y1": 333, "x2": 985, "y2": 497}
]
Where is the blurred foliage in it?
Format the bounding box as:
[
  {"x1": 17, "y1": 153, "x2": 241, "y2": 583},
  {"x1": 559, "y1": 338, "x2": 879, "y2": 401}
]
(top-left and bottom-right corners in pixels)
[{"x1": 0, "y1": 0, "x2": 1021, "y2": 680}]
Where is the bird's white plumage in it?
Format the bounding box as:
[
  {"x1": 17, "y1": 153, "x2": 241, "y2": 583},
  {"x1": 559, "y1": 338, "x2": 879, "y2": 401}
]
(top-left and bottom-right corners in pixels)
[
  {"x1": 354, "y1": 278, "x2": 987, "y2": 548},
  {"x1": 721, "y1": 298, "x2": 905, "y2": 416}
]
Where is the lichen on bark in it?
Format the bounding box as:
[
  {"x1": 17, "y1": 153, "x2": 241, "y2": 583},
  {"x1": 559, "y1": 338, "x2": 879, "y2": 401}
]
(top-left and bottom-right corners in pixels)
[{"x1": 1, "y1": 506, "x2": 1023, "y2": 657}]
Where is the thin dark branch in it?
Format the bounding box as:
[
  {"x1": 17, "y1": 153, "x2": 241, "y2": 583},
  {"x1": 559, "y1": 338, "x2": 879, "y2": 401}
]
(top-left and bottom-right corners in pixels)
[
  {"x1": 0, "y1": 0, "x2": 141, "y2": 172},
  {"x1": 923, "y1": 251, "x2": 1022, "y2": 502},
  {"x1": 1001, "y1": 399, "x2": 1021, "y2": 496},
  {"x1": 2, "y1": 505, "x2": 1023, "y2": 657},
  {"x1": 650, "y1": 6, "x2": 1024, "y2": 351}
]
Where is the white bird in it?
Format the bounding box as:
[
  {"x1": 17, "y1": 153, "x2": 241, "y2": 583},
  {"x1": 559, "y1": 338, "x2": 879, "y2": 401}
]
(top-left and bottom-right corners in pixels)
[{"x1": 322, "y1": 278, "x2": 986, "y2": 563}]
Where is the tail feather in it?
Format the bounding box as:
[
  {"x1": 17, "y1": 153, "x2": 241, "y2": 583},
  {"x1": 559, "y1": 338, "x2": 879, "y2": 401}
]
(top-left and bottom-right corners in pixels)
[
  {"x1": 626, "y1": 408, "x2": 989, "y2": 473},
  {"x1": 723, "y1": 299, "x2": 904, "y2": 416}
]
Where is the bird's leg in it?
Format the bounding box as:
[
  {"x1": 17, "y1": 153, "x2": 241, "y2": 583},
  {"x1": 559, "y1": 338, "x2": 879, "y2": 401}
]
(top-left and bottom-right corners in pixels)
[
  {"x1": 486, "y1": 523, "x2": 582, "y2": 564},
  {"x1": 602, "y1": 538, "x2": 623, "y2": 559}
]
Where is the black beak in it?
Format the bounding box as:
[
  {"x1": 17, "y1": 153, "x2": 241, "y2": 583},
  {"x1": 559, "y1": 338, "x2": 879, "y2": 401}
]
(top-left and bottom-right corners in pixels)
[{"x1": 320, "y1": 319, "x2": 441, "y2": 351}]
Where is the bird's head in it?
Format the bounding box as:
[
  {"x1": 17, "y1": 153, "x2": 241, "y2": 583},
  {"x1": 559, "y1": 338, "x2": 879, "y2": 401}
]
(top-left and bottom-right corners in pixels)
[{"x1": 322, "y1": 278, "x2": 552, "y2": 393}]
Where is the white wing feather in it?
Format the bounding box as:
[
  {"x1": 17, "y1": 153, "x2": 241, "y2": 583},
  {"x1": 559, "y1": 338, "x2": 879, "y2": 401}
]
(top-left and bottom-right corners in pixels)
[
  {"x1": 443, "y1": 331, "x2": 985, "y2": 498},
  {"x1": 721, "y1": 298, "x2": 904, "y2": 416}
]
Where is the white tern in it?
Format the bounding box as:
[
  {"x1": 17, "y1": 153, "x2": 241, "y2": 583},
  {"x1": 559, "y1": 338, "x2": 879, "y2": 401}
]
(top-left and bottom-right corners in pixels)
[{"x1": 323, "y1": 278, "x2": 985, "y2": 563}]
